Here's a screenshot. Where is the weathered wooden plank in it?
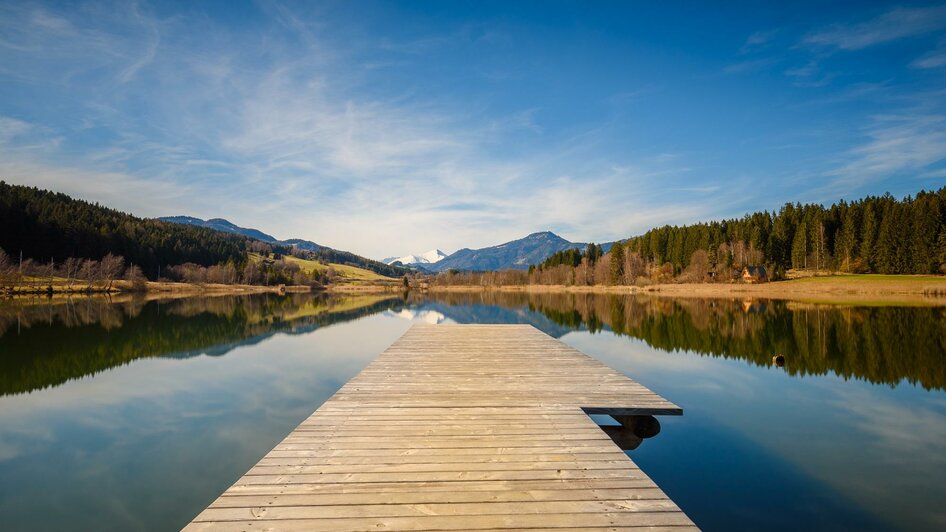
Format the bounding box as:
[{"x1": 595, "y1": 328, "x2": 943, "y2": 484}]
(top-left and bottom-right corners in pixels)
[
  {"x1": 194, "y1": 499, "x2": 682, "y2": 520},
  {"x1": 210, "y1": 488, "x2": 669, "y2": 507},
  {"x1": 258, "y1": 452, "x2": 632, "y2": 464},
  {"x1": 223, "y1": 478, "x2": 662, "y2": 496},
  {"x1": 184, "y1": 511, "x2": 694, "y2": 530},
  {"x1": 234, "y1": 468, "x2": 652, "y2": 485},
  {"x1": 185, "y1": 324, "x2": 694, "y2": 530},
  {"x1": 271, "y1": 444, "x2": 629, "y2": 455},
  {"x1": 245, "y1": 460, "x2": 640, "y2": 475}
]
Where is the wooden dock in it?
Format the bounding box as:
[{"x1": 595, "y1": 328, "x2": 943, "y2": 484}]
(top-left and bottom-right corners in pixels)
[{"x1": 185, "y1": 324, "x2": 695, "y2": 531}]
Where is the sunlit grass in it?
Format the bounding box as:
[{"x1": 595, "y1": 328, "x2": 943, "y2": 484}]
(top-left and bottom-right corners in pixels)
[
  {"x1": 249, "y1": 253, "x2": 394, "y2": 283},
  {"x1": 785, "y1": 274, "x2": 946, "y2": 284}
]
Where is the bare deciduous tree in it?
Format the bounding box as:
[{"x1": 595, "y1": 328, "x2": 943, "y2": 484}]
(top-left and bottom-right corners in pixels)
[
  {"x1": 99, "y1": 254, "x2": 125, "y2": 291},
  {"x1": 684, "y1": 250, "x2": 710, "y2": 282},
  {"x1": 60, "y1": 257, "x2": 81, "y2": 290},
  {"x1": 0, "y1": 248, "x2": 17, "y2": 292},
  {"x1": 124, "y1": 264, "x2": 147, "y2": 292},
  {"x1": 624, "y1": 252, "x2": 646, "y2": 284},
  {"x1": 80, "y1": 259, "x2": 100, "y2": 290}
]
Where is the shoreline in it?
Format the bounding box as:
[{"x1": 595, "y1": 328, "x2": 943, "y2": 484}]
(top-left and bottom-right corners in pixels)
[
  {"x1": 424, "y1": 275, "x2": 946, "y2": 306},
  {"x1": 326, "y1": 283, "x2": 402, "y2": 294},
  {"x1": 6, "y1": 274, "x2": 946, "y2": 306},
  {"x1": 2, "y1": 280, "x2": 312, "y2": 299},
  {"x1": 140, "y1": 280, "x2": 312, "y2": 295}
]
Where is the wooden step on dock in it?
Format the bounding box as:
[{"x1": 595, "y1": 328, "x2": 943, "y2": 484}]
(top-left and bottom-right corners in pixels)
[{"x1": 185, "y1": 324, "x2": 696, "y2": 531}]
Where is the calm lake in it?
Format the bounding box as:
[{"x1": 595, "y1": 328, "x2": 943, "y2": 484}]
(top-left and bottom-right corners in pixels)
[{"x1": 1, "y1": 292, "x2": 944, "y2": 531}]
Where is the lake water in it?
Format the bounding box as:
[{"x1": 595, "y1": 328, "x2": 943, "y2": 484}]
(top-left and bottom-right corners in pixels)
[{"x1": 1, "y1": 292, "x2": 944, "y2": 531}]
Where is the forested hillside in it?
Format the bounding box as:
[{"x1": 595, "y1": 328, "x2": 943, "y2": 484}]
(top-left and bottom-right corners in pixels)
[
  {"x1": 0, "y1": 182, "x2": 405, "y2": 286},
  {"x1": 621, "y1": 187, "x2": 946, "y2": 276},
  {"x1": 159, "y1": 216, "x2": 408, "y2": 278},
  {"x1": 0, "y1": 181, "x2": 247, "y2": 277}
]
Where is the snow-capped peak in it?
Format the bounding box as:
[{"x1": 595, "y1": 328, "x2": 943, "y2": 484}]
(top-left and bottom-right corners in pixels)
[
  {"x1": 419, "y1": 249, "x2": 447, "y2": 263},
  {"x1": 386, "y1": 309, "x2": 448, "y2": 324},
  {"x1": 384, "y1": 249, "x2": 447, "y2": 266}
]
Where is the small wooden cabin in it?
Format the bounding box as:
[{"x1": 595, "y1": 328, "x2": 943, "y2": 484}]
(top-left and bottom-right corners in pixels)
[{"x1": 741, "y1": 266, "x2": 768, "y2": 283}]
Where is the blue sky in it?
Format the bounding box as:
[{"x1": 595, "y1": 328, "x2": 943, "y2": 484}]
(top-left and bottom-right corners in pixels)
[{"x1": 1, "y1": 1, "x2": 945, "y2": 259}]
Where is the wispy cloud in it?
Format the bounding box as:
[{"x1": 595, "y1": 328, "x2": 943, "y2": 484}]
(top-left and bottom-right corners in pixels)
[
  {"x1": 0, "y1": 116, "x2": 31, "y2": 142},
  {"x1": 723, "y1": 57, "x2": 778, "y2": 74},
  {"x1": 740, "y1": 29, "x2": 779, "y2": 54},
  {"x1": 911, "y1": 39, "x2": 946, "y2": 69},
  {"x1": 803, "y1": 6, "x2": 946, "y2": 50},
  {"x1": 117, "y1": 2, "x2": 160, "y2": 83},
  {"x1": 784, "y1": 60, "x2": 818, "y2": 78},
  {"x1": 912, "y1": 51, "x2": 946, "y2": 69},
  {"x1": 822, "y1": 111, "x2": 946, "y2": 195},
  {"x1": 919, "y1": 167, "x2": 946, "y2": 179},
  {"x1": 782, "y1": 59, "x2": 838, "y2": 87}
]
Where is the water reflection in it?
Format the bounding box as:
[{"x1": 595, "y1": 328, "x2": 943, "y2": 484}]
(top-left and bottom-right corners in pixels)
[
  {"x1": 1, "y1": 291, "x2": 944, "y2": 530},
  {"x1": 0, "y1": 294, "x2": 414, "y2": 531},
  {"x1": 0, "y1": 293, "x2": 405, "y2": 396},
  {"x1": 4, "y1": 291, "x2": 944, "y2": 396},
  {"x1": 598, "y1": 415, "x2": 662, "y2": 451},
  {"x1": 414, "y1": 291, "x2": 946, "y2": 390}
]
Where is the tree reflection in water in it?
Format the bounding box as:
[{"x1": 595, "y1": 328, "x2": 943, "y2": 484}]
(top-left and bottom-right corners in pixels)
[
  {"x1": 3, "y1": 290, "x2": 944, "y2": 397},
  {"x1": 0, "y1": 293, "x2": 404, "y2": 396},
  {"x1": 419, "y1": 291, "x2": 946, "y2": 391}
]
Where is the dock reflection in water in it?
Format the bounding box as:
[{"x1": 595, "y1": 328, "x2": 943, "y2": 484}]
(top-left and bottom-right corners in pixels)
[{"x1": 597, "y1": 414, "x2": 663, "y2": 451}]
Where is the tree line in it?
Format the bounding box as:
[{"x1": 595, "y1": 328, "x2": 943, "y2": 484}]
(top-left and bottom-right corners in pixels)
[
  {"x1": 164, "y1": 253, "x2": 336, "y2": 287},
  {"x1": 1, "y1": 181, "x2": 250, "y2": 278},
  {"x1": 430, "y1": 187, "x2": 946, "y2": 287},
  {"x1": 0, "y1": 248, "x2": 138, "y2": 293},
  {"x1": 0, "y1": 181, "x2": 408, "y2": 287},
  {"x1": 618, "y1": 187, "x2": 946, "y2": 279},
  {"x1": 0, "y1": 246, "x2": 335, "y2": 293}
]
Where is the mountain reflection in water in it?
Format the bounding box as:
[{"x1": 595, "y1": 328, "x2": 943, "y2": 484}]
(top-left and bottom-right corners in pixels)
[{"x1": 3, "y1": 291, "x2": 944, "y2": 396}]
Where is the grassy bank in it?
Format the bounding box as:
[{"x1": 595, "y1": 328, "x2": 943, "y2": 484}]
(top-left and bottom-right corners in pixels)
[
  {"x1": 426, "y1": 274, "x2": 946, "y2": 306},
  {"x1": 138, "y1": 280, "x2": 308, "y2": 295},
  {"x1": 4, "y1": 277, "x2": 404, "y2": 299},
  {"x1": 2, "y1": 279, "x2": 309, "y2": 297}
]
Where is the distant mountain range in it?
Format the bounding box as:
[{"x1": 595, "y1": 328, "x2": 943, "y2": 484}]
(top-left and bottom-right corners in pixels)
[
  {"x1": 383, "y1": 249, "x2": 447, "y2": 267},
  {"x1": 159, "y1": 216, "x2": 322, "y2": 251},
  {"x1": 161, "y1": 217, "x2": 608, "y2": 274},
  {"x1": 424, "y1": 232, "x2": 611, "y2": 272},
  {"x1": 158, "y1": 216, "x2": 406, "y2": 277}
]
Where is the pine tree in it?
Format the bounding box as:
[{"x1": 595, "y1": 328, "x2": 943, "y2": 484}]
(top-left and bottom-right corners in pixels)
[
  {"x1": 792, "y1": 219, "x2": 808, "y2": 270},
  {"x1": 936, "y1": 230, "x2": 946, "y2": 274},
  {"x1": 836, "y1": 206, "x2": 858, "y2": 271},
  {"x1": 609, "y1": 243, "x2": 625, "y2": 285},
  {"x1": 909, "y1": 192, "x2": 942, "y2": 273},
  {"x1": 585, "y1": 243, "x2": 602, "y2": 264},
  {"x1": 860, "y1": 204, "x2": 877, "y2": 271},
  {"x1": 874, "y1": 203, "x2": 898, "y2": 273},
  {"x1": 769, "y1": 206, "x2": 792, "y2": 268}
]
